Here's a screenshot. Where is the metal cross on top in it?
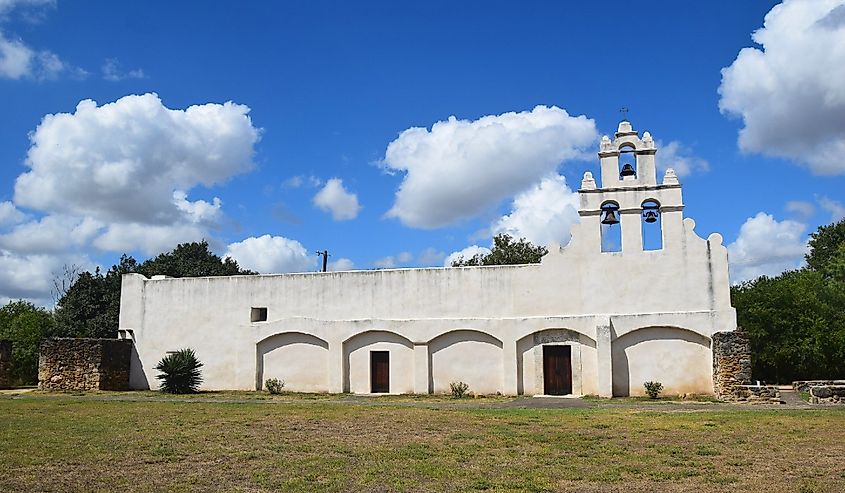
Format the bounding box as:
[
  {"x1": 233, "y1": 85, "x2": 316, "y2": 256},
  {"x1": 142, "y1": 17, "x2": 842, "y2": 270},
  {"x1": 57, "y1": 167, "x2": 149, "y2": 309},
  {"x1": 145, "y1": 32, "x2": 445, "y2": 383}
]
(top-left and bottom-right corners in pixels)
[{"x1": 619, "y1": 107, "x2": 629, "y2": 120}]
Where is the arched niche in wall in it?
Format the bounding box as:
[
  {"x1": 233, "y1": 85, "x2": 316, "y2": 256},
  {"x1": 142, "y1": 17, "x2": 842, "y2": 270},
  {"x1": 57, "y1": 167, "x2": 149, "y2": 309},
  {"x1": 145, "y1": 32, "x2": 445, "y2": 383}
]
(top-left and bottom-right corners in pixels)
[
  {"x1": 610, "y1": 326, "x2": 711, "y2": 397},
  {"x1": 342, "y1": 330, "x2": 414, "y2": 394},
  {"x1": 641, "y1": 199, "x2": 662, "y2": 251},
  {"x1": 515, "y1": 328, "x2": 597, "y2": 396},
  {"x1": 427, "y1": 329, "x2": 503, "y2": 395},
  {"x1": 256, "y1": 332, "x2": 329, "y2": 392}
]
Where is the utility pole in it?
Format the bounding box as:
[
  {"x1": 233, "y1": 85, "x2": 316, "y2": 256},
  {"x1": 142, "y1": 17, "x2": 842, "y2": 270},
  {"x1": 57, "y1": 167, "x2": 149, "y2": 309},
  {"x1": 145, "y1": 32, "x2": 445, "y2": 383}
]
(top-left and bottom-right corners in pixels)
[{"x1": 316, "y1": 250, "x2": 329, "y2": 272}]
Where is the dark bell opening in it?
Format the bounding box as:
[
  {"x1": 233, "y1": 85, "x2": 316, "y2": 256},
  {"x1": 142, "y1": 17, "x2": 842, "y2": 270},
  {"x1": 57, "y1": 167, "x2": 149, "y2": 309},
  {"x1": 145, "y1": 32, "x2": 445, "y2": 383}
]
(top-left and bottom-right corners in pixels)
[{"x1": 601, "y1": 209, "x2": 619, "y2": 225}]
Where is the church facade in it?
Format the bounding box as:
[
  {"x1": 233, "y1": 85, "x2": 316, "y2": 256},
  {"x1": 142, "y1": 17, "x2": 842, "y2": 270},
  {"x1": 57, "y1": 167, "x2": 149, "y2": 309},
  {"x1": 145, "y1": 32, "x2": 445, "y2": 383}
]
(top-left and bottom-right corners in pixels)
[{"x1": 118, "y1": 120, "x2": 737, "y2": 397}]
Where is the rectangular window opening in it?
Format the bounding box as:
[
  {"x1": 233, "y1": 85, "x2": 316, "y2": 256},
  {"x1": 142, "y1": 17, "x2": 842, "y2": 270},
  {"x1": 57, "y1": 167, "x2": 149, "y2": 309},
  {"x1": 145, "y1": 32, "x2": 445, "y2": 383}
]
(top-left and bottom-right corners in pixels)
[{"x1": 250, "y1": 307, "x2": 268, "y2": 322}]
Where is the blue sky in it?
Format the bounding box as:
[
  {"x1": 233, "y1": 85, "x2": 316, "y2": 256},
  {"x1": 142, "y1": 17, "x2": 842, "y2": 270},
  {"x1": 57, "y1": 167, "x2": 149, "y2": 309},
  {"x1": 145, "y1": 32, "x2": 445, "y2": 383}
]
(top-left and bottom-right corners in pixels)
[{"x1": 1, "y1": 0, "x2": 844, "y2": 305}]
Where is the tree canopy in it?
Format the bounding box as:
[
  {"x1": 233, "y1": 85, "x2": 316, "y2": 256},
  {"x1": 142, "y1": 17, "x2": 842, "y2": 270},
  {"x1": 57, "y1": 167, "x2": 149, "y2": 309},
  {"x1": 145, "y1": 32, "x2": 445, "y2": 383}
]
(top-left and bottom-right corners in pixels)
[
  {"x1": 0, "y1": 301, "x2": 56, "y2": 385},
  {"x1": 55, "y1": 241, "x2": 255, "y2": 339},
  {"x1": 451, "y1": 234, "x2": 548, "y2": 267},
  {"x1": 732, "y1": 218, "x2": 845, "y2": 383}
]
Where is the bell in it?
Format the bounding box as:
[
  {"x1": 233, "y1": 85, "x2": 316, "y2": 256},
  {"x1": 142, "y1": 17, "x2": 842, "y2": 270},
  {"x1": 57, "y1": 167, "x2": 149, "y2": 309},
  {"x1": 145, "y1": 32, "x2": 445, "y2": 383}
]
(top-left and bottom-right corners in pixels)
[
  {"x1": 620, "y1": 163, "x2": 636, "y2": 178},
  {"x1": 644, "y1": 210, "x2": 658, "y2": 223},
  {"x1": 601, "y1": 209, "x2": 619, "y2": 225}
]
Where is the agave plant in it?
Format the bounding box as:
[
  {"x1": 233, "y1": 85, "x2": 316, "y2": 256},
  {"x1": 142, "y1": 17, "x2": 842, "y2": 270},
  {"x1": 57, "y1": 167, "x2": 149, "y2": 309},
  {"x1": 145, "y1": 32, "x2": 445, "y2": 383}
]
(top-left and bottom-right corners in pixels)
[{"x1": 155, "y1": 348, "x2": 203, "y2": 394}]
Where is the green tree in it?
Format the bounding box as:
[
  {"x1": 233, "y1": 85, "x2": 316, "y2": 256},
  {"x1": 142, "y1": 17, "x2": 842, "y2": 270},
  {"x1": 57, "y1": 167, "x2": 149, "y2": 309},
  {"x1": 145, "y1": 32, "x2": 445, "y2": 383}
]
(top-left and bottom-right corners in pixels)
[
  {"x1": 136, "y1": 240, "x2": 254, "y2": 278},
  {"x1": 54, "y1": 255, "x2": 137, "y2": 339},
  {"x1": 0, "y1": 301, "x2": 56, "y2": 385},
  {"x1": 806, "y1": 218, "x2": 845, "y2": 274},
  {"x1": 55, "y1": 241, "x2": 255, "y2": 339},
  {"x1": 732, "y1": 219, "x2": 845, "y2": 383},
  {"x1": 451, "y1": 234, "x2": 548, "y2": 267}
]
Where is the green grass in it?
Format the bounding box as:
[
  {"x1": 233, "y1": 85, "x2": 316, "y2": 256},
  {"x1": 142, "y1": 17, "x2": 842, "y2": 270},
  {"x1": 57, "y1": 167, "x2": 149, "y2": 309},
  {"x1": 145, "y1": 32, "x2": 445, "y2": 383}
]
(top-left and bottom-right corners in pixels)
[{"x1": 1, "y1": 395, "x2": 844, "y2": 492}]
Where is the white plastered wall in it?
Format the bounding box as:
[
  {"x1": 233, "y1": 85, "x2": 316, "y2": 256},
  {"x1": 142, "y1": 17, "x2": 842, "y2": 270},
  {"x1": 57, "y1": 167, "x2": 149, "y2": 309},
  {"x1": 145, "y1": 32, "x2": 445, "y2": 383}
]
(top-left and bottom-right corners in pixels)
[{"x1": 118, "y1": 121, "x2": 737, "y2": 397}]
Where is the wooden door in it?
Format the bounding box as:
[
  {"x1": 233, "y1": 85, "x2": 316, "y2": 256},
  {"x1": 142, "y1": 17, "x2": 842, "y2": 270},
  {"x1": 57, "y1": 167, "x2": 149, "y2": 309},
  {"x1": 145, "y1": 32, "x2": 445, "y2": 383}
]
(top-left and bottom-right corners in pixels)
[
  {"x1": 371, "y1": 351, "x2": 389, "y2": 393},
  {"x1": 543, "y1": 345, "x2": 572, "y2": 395}
]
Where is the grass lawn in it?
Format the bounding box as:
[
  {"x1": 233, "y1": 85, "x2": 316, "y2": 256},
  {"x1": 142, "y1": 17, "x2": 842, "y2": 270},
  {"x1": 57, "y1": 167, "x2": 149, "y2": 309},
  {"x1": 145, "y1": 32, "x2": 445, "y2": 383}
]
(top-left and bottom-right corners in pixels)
[{"x1": 1, "y1": 395, "x2": 843, "y2": 492}]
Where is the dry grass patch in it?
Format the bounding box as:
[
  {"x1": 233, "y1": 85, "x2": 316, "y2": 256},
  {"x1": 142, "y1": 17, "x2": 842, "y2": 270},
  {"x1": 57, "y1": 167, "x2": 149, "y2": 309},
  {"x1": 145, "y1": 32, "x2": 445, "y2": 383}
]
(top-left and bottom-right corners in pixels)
[{"x1": 0, "y1": 397, "x2": 843, "y2": 492}]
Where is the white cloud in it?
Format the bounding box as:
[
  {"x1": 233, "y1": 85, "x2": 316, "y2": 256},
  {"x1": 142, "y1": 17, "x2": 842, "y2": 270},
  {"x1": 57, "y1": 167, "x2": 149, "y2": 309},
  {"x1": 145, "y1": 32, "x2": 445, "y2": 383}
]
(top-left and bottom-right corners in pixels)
[
  {"x1": 719, "y1": 0, "x2": 845, "y2": 175},
  {"x1": 0, "y1": 1, "x2": 55, "y2": 19},
  {"x1": 0, "y1": 31, "x2": 30, "y2": 78},
  {"x1": 0, "y1": 215, "x2": 101, "y2": 254},
  {"x1": 15, "y1": 93, "x2": 259, "y2": 224},
  {"x1": 101, "y1": 58, "x2": 145, "y2": 81},
  {"x1": 173, "y1": 191, "x2": 222, "y2": 225},
  {"x1": 0, "y1": 30, "x2": 81, "y2": 80},
  {"x1": 0, "y1": 201, "x2": 25, "y2": 225},
  {"x1": 382, "y1": 105, "x2": 597, "y2": 228},
  {"x1": 0, "y1": 93, "x2": 262, "y2": 303},
  {"x1": 0, "y1": 249, "x2": 90, "y2": 304},
  {"x1": 328, "y1": 258, "x2": 355, "y2": 271},
  {"x1": 727, "y1": 212, "x2": 809, "y2": 283},
  {"x1": 818, "y1": 196, "x2": 845, "y2": 222},
  {"x1": 417, "y1": 247, "x2": 445, "y2": 266},
  {"x1": 283, "y1": 175, "x2": 321, "y2": 189},
  {"x1": 373, "y1": 251, "x2": 413, "y2": 269},
  {"x1": 224, "y1": 235, "x2": 315, "y2": 274},
  {"x1": 655, "y1": 140, "x2": 709, "y2": 177},
  {"x1": 92, "y1": 223, "x2": 207, "y2": 257},
  {"x1": 313, "y1": 178, "x2": 361, "y2": 220},
  {"x1": 785, "y1": 200, "x2": 816, "y2": 221},
  {"x1": 444, "y1": 245, "x2": 491, "y2": 267},
  {"x1": 492, "y1": 174, "x2": 580, "y2": 247}
]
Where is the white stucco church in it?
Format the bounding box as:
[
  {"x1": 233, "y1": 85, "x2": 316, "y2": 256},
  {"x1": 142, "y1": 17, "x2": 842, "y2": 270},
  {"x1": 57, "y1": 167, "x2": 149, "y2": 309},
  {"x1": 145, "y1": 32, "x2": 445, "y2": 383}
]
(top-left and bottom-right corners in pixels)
[{"x1": 118, "y1": 120, "x2": 737, "y2": 397}]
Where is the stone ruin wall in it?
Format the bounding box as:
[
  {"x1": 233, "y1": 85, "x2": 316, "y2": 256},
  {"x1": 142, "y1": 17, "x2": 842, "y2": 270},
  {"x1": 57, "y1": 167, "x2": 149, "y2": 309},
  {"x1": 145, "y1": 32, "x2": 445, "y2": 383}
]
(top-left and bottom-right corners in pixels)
[
  {"x1": 38, "y1": 338, "x2": 132, "y2": 391},
  {"x1": 0, "y1": 340, "x2": 11, "y2": 389},
  {"x1": 712, "y1": 329, "x2": 781, "y2": 403},
  {"x1": 793, "y1": 380, "x2": 845, "y2": 405}
]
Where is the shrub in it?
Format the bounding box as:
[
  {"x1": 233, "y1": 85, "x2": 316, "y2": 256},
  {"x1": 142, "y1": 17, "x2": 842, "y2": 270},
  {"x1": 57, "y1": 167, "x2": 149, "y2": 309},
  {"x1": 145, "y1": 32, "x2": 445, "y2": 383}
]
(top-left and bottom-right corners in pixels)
[
  {"x1": 450, "y1": 381, "x2": 469, "y2": 398},
  {"x1": 644, "y1": 381, "x2": 663, "y2": 399},
  {"x1": 155, "y1": 348, "x2": 203, "y2": 394},
  {"x1": 265, "y1": 378, "x2": 285, "y2": 394}
]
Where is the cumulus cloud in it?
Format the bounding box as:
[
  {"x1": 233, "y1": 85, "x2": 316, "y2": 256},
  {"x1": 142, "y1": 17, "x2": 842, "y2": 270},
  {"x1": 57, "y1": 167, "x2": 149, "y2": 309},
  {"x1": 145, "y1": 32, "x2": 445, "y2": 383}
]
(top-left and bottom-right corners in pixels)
[
  {"x1": 444, "y1": 245, "x2": 492, "y2": 267},
  {"x1": 417, "y1": 247, "x2": 446, "y2": 266},
  {"x1": 0, "y1": 30, "x2": 77, "y2": 80},
  {"x1": 15, "y1": 93, "x2": 259, "y2": 224},
  {"x1": 818, "y1": 196, "x2": 845, "y2": 222},
  {"x1": 328, "y1": 257, "x2": 355, "y2": 271},
  {"x1": 0, "y1": 93, "x2": 262, "y2": 303},
  {"x1": 727, "y1": 212, "x2": 809, "y2": 283},
  {"x1": 224, "y1": 235, "x2": 315, "y2": 274},
  {"x1": 655, "y1": 141, "x2": 709, "y2": 177},
  {"x1": 0, "y1": 201, "x2": 25, "y2": 225},
  {"x1": 373, "y1": 251, "x2": 413, "y2": 269},
  {"x1": 382, "y1": 106, "x2": 597, "y2": 228},
  {"x1": 719, "y1": 0, "x2": 845, "y2": 175},
  {"x1": 0, "y1": 31, "x2": 30, "y2": 78},
  {"x1": 0, "y1": 215, "x2": 101, "y2": 254},
  {"x1": 492, "y1": 174, "x2": 580, "y2": 247},
  {"x1": 0, "y1": 1, "x2": 86, "y2": 80},
  {"x1": 0, "y1": 249, "x2": 90, "y2": 304},
  {"x1": 92, "y1": 223, "x2": 208, "y2": 257},
  {"x1": 785, "y1": 200, "x2": 816, "y2": 221},
  {"x1": 312, "y1": 178, "x2": 361, "y2": 221}
]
